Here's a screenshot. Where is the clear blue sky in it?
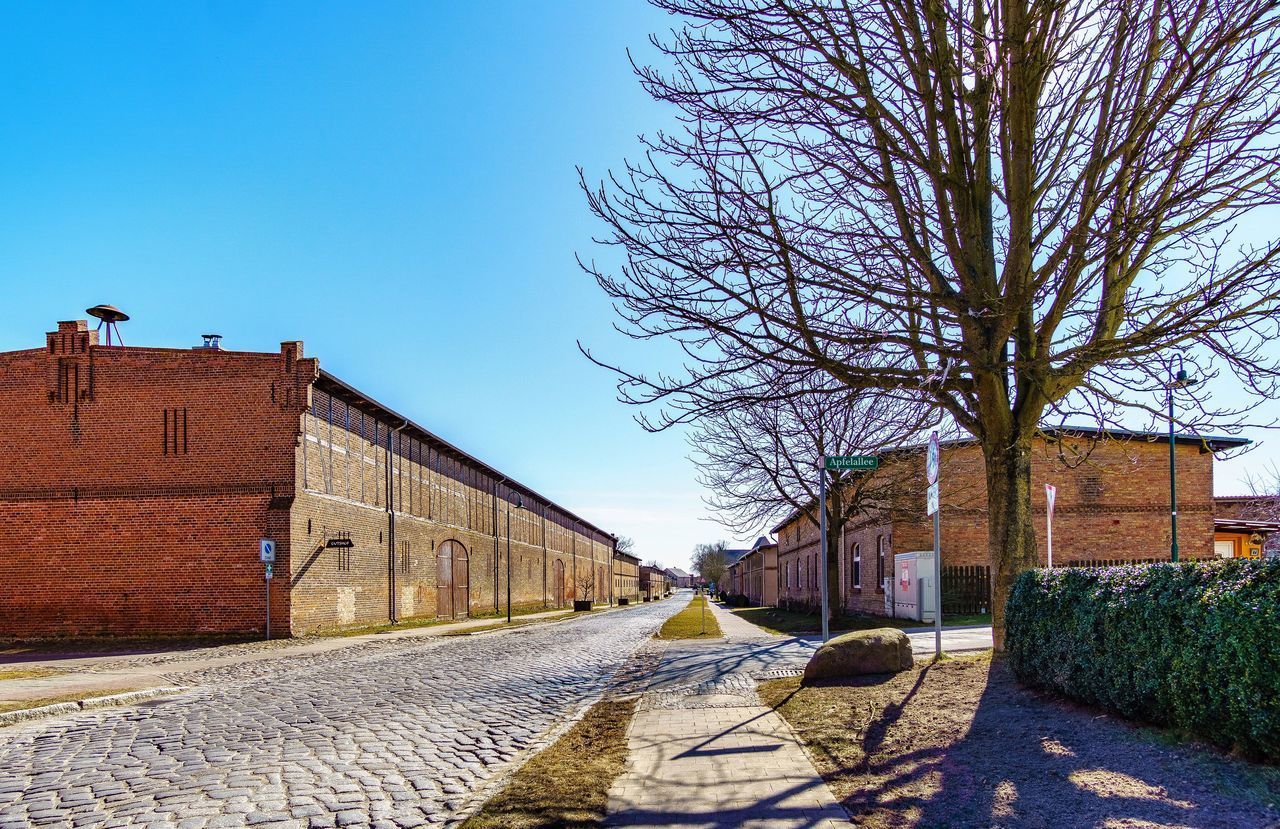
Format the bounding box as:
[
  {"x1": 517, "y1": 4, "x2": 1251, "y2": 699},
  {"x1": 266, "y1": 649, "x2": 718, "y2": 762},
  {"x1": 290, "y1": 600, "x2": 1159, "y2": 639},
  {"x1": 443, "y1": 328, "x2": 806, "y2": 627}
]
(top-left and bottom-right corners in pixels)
[{"x1": 0, "y1": 1, "x2": 1272, "y2": 571}]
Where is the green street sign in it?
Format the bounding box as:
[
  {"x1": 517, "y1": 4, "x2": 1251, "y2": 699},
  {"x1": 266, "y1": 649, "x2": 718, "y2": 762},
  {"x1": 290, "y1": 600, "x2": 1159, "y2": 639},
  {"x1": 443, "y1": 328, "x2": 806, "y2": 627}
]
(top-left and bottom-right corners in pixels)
[{"x1": 824, "y1": 455, "x2": 879, "y2": 472}]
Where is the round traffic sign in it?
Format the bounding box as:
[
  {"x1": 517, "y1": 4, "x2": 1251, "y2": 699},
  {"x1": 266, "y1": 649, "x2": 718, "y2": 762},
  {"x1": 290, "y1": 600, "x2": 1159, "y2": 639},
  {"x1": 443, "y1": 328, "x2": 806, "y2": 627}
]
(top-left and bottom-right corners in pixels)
[{"x1": 926, "y1": 431, "x2": 940, "y2": 485}]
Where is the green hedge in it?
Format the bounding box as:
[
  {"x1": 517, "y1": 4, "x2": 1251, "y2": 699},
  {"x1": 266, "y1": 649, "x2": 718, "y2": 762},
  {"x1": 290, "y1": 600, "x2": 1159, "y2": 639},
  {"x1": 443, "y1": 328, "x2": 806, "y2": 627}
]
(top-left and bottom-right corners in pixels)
[{"x1": 1005, "y1": 559, "x2": 1280, "y2": 760}]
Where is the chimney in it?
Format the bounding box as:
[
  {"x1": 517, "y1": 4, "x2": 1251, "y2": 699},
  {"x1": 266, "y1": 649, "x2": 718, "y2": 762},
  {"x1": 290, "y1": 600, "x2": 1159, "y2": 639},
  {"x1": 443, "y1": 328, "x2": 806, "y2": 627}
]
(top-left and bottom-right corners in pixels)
[{"x1": 195, "y1": 333, "x2": 223, "y2": 351}]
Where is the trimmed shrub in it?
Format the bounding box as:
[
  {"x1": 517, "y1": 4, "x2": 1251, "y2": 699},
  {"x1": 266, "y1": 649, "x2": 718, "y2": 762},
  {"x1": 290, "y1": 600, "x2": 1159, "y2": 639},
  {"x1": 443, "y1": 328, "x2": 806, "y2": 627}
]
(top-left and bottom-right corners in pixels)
[{"x1": 1006, "y1": 559, "x2": 1280, "y2": 760}]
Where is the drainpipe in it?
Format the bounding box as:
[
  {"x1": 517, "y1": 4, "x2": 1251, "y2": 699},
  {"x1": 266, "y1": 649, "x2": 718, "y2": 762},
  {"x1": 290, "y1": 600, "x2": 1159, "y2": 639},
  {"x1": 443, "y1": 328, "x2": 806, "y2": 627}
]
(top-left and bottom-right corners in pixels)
[
  {"x1": 388, "y1": 418, "x2": 408, "y2": 624},
  {"x1": 493, "y1": 476, "x2": 507, "y2": 614}
]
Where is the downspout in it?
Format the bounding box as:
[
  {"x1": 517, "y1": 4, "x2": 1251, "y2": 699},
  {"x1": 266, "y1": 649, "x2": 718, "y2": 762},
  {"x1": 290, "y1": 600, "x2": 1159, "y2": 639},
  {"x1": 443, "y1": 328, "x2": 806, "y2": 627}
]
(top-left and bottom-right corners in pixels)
[
  {"x1": 388, "y1": 418, "x2": 408, "y2": 624},
  {"x1": 541, "y1": 503, "x2": 548, "y2": 608},
  {"x1": 493, "y1": 476, "x2": 507, "y2": 614}
]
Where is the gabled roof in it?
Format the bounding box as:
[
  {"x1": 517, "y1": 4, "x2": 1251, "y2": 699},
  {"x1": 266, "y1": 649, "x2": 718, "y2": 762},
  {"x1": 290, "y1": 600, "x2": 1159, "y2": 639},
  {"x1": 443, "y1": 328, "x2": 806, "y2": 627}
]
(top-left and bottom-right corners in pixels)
[{"x1": 664, "y1": 567, "x2": 691, "y2": 578}]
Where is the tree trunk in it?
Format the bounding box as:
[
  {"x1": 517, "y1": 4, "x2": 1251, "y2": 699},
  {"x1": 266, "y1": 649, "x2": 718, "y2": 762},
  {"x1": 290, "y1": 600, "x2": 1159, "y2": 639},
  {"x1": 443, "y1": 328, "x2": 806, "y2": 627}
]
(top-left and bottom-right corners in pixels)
[
  {"x1": 983, "y1": 433, "x2": 1038, "y2": 652},
  {"x1": 826, "y1": 520, "x2": 842, "y2": 622}
]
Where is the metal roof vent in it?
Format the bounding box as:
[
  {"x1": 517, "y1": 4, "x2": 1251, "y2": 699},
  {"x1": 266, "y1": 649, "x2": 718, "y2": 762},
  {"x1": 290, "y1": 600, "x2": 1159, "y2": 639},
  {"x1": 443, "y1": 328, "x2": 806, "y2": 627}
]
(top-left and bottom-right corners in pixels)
[{"x1": 196, "y1": 333, "x2": 223, "y2": 351}]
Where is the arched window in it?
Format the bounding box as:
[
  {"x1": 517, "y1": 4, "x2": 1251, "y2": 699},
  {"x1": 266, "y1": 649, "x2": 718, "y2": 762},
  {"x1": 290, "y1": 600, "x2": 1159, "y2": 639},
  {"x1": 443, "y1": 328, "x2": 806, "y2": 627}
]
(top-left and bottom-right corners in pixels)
[{"x1": 853, "y1": 544, "x2": 861, "y2": 589}]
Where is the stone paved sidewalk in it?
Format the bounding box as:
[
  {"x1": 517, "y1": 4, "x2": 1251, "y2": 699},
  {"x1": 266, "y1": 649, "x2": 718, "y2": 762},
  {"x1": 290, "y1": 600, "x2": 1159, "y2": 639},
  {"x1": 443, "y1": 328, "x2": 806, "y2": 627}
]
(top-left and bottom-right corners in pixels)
[{"x1": 605, "y1": 601, "x2": 849, "y2": 828}]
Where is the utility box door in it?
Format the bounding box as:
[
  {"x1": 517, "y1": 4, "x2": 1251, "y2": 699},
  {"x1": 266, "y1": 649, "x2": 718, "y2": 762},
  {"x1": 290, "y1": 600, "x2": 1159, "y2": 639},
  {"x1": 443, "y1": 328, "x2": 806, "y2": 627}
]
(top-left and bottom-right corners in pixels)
[{"x1": 893, "y1": 551, "x2": 937, "y2": 623}]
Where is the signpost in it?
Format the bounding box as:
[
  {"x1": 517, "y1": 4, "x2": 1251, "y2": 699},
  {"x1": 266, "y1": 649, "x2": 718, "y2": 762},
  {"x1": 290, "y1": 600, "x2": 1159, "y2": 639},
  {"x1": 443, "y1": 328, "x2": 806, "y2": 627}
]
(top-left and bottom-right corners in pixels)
[
  {"x1": 925, "y1": 433, "x2": 942, "y2": 658},
  {"x1": 260, "y1": 539, "x2": 275, "y2": 639},
  {"x1": 818, "y1": 455, "x2": 880, "y2": 643},
  {"x1": 1045, "y1": 484, "x2": 1057, "y2": 568}
]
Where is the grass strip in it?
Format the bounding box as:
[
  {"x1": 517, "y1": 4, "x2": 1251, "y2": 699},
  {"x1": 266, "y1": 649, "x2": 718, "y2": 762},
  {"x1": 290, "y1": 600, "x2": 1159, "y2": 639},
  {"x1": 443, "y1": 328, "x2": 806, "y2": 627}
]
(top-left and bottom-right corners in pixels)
[
  {"x1": 461, "y1": 697, "x2": 636, "y2": 829},
  {"x1": 656, "y1": 595, "x2": 722, "y2": 640},
  {"x1": 730, "y1": 606, "x2": 990, "y2": 636}
]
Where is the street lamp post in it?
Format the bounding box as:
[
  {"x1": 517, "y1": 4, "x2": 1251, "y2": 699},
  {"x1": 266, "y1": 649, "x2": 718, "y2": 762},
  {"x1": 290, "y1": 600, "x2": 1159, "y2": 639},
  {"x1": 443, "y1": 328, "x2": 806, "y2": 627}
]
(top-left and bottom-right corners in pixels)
[
  {"x1": 1167, "y1": 357, "x2": 1195, "y2": 563},
  {"x1": 507, "y1": 494, "x2": 524, "y2": 624}
]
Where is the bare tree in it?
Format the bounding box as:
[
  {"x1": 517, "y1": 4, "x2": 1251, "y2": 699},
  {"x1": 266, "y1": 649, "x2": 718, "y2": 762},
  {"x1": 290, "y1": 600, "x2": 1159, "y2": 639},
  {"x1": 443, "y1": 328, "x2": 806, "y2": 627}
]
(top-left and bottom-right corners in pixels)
[
  {"x1": 1242, "y1": 464, "x2": 1280, "y2": 555},
  {"x1": 643, "y1": 558, "x2": 664, "y2": 569},
  {"x1": 581, "y1": 0, "x2": 1280, "y2": 648},
  {"x1": 693, "y1": 371, "x2": 933, "y2": 619},
  {"x1": 692, "y1": 541, "x2": 730, "y2": 587},
  {"x1": 616, "y1": 536, "x2": 637, "y2": 557}
]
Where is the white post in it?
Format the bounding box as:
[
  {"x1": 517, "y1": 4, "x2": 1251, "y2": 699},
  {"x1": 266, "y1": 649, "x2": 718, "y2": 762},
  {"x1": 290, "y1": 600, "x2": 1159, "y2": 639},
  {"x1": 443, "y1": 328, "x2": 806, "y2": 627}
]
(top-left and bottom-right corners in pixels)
[{"x1": 1047, "y1": 508, "x2": 1053, "y2": 568}]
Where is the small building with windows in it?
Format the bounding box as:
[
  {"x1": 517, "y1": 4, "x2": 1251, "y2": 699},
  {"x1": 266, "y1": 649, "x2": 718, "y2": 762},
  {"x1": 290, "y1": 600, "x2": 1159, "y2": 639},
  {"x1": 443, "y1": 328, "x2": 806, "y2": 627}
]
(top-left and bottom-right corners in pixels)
[
  {"x1": 0, "y1": 317, "x2": 617, "y2": 637},
  {"x1": 774, "y1": 428, "x2": 1249, "y2": 617},
  {"x1": 663, "y1": 567, "x2": 693, "y2": 589},
  {"x1": 639, "y1": 565, "x2": 669, "y2": 601},
  {"x1": 613, "y1": 550, "x2": 642, "y2": 604},
  {"x1": 724, "y1": 536, "x2": 778, "y2": 606}
]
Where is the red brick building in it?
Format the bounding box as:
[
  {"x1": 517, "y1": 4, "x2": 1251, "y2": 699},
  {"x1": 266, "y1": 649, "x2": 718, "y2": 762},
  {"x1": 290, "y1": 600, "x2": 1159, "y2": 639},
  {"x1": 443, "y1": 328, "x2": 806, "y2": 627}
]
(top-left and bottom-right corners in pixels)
[
  {"x1": 774, "y1": 429, "x2": 1249, "y2": 616},
  {"x1": 0, "y1": 319, "x2": 617, "y2": 637}
]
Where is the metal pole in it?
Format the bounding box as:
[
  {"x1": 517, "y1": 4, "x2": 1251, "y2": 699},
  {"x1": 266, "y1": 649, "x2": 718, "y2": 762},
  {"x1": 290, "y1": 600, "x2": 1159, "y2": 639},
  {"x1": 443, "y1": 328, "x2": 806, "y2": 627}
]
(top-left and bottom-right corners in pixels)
[
  {"x1": 506, "y1": 501, "x2": 512, "y2": 624},
  {"x1": 1169, "y1": 385, "x2": 1179, "y2": 563},
  {"x1": 933, "y1": 507, "x2": 942, "y2": 658},
  {"x1": 265, "y1": 569, "x2": 271, "y2": 640},
  {"x1": 819, "y1": 463, "x2": 830, "y2": 644}
]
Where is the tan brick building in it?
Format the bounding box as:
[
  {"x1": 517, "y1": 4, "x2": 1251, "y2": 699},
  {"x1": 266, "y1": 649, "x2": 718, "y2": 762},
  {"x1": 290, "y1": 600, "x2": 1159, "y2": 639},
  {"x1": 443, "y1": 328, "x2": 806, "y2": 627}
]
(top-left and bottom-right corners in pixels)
[
  {"x1": 725, "y1": 536, "x2": 777, "y2": 607},
  {"x1": 0, "y1": 319, "x2": 617, "y2": 637},
  {"x1": 774, "y1": 429, "x2": 1248, "y2": 616},
  {"x1": 613, "y1": 550, "x2": 641, "y2": 604}
]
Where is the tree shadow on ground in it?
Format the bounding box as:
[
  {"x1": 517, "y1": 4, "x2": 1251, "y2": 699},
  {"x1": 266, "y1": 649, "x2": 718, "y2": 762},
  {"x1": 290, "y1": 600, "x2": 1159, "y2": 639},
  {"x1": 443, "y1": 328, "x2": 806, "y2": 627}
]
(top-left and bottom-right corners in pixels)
[{"x1": 836, "y1": 657, "x2": 1280, "y2": 829}]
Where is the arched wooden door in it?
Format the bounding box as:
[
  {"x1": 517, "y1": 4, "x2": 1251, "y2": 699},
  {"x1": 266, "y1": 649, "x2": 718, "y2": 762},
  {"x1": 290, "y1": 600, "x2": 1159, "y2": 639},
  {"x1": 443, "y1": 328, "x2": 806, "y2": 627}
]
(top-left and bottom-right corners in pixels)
[
  {"x1": 553, "y1": 559, "x2": 565, "y2": 607},
  {"x1": 437, "y1": 540, "x2": 469, "y2": 619}
]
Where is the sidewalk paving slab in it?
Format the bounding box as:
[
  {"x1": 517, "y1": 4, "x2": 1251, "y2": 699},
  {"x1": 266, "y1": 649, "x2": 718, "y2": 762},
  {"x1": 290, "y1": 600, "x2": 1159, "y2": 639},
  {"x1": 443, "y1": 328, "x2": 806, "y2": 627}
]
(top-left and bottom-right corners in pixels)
[{"x1": 606, "y1": 600, "x2": 851, "y2": 828}]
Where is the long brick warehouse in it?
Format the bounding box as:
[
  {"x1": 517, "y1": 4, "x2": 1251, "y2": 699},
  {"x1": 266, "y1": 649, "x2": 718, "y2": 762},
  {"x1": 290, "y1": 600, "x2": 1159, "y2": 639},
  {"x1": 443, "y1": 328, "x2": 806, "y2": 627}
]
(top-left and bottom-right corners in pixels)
[{"x1": 0, "y1": 319, "x2": 618, "y2": 637}]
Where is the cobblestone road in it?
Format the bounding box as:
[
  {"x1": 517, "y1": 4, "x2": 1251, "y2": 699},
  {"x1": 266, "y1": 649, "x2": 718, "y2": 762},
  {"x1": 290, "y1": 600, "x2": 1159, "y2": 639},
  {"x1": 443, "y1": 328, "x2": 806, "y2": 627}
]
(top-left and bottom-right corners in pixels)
[{"x1": 0, "y1": 600, "x2": 682, "y2": 829}]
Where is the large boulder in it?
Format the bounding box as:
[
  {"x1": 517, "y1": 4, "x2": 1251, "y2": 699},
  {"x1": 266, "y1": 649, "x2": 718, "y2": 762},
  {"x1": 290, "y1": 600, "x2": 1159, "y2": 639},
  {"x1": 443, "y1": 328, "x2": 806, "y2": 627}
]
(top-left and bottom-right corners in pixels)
[{"x1": 803, "y1": 628, "x2": 913, "y2": 682}]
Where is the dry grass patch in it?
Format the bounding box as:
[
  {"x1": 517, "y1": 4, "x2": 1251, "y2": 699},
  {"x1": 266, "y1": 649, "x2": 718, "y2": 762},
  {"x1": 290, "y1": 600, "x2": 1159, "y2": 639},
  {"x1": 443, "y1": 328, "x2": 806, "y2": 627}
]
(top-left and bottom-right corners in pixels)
[
  {"x1": 759, "y1": 654, "x2": 1280, "y2": 829},
  {"x1": 656, "y1": 595, "x2": 722, "y2": 640},
  {"x1": 461, "y1": 697, "x2": 636, "y2": 829},
  {"x1": 0, "y1": 667, "x2": 64, "y2": 681}
]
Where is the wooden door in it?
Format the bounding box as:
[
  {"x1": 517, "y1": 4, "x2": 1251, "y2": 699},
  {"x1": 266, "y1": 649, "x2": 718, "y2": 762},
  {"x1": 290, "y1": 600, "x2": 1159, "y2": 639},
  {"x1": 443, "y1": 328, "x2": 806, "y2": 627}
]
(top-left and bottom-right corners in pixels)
[
  {"x1": 438, "y1": 540, "x2": 470, "y2": 619},
  {"x1": 437, "y1": 542, "x2": 454, "y2": 619},
  {"x1": 553, "y1": 559, "x2": 565, "y2": 607},
  {"x1": 452, "y1": 542, "x2": 469, "y2": 619}
]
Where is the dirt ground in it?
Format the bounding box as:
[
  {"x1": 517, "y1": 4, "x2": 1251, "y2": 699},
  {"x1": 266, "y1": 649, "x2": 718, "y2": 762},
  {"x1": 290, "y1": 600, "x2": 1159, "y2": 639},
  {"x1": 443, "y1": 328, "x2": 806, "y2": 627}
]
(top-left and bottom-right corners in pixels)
[{"x1": 759, "y1": 654, "x2": 1280, "y2": 829}]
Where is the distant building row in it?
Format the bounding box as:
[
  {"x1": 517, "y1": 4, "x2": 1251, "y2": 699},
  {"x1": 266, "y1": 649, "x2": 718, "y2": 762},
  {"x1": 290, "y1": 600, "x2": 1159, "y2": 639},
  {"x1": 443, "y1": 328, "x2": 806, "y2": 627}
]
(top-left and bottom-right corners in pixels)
[{"x1": 725, "y1": 429, "x2": 1280, "y2": 617}]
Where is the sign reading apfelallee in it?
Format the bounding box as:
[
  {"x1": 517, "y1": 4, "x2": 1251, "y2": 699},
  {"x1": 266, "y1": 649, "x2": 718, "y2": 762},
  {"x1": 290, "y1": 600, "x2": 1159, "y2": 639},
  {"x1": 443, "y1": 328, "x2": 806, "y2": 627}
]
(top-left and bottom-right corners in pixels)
[{"x1": 824, "y1": 455, "x2": 879, "y2": 472}]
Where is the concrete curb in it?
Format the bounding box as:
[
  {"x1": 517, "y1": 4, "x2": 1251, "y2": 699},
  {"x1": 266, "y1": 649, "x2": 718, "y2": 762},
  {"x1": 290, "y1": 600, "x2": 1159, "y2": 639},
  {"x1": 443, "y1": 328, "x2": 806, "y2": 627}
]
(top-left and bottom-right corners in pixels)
[{"x1": 0, "y1": 686, "x2": 185, "y2": 728}]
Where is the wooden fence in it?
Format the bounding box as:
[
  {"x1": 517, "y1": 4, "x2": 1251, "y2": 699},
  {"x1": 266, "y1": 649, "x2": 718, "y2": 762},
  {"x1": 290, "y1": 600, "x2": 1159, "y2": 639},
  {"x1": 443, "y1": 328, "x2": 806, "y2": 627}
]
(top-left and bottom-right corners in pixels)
[{"x1": 941, "y1": 565, "x2": 992, "y2": 615}]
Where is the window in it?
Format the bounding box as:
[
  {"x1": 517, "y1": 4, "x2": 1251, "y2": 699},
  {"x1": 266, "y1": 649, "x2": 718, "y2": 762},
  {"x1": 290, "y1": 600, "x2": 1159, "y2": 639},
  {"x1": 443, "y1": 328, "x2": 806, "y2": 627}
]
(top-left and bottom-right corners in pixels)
[
  {"x1": 876, "y1": 535, "x2": 886, "y2": 589},
  {"x1": 853, "y1": 544, "x2": 861, "y2": 589}
]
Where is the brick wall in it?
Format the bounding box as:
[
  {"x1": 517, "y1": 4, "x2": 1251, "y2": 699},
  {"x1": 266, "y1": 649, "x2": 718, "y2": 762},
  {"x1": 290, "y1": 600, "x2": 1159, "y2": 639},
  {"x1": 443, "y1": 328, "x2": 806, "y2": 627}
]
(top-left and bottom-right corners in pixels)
[
  {"x1": 0, "y1": 323, "x2": 314, "y2": 636},
  {"x1": 613, "y1": 553, "x2": 640, "y2": 603},
  {"x1": 285, "y1": 379, "x2": 615, "y2": 633},
  {"x1": 0, "y1": 321, "x2": 616, "y2": 637},
  {"x1": 775, "y1": 433, "x2": 1221, "y2": 618}
]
